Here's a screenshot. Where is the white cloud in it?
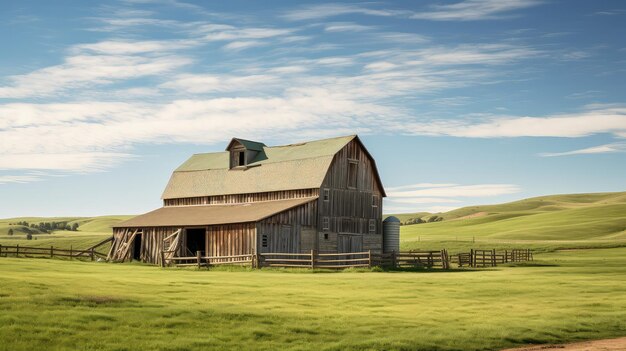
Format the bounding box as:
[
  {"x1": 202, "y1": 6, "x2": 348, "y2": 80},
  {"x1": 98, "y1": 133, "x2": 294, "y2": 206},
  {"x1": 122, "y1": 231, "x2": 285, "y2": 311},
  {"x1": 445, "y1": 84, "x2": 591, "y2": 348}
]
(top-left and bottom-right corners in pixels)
[
  {"x1": 0, "y1": 52, "x2": 191, "y2": 98},
  {"x1": 386, "y1": 183, "x2": 459, "y2": 191},
  {"x1": 222, "y1": 40, "x2": 264, "y2": 51},
  {"x1": 539, "y1": 143, "x2": 626, "y2": 157},
  {"x1": 404, "y1": 107, "x2": 626, "y2": 138},
  {"x1": 324, "y1": 22, "x2": 373, "y2": 32},
  {"x1": 386, "y1": 197, "x2": 463, "y2": 204},
  {"x1": 387, "y1": 184, "x2": 521, "y2": 198},
  {"x1": 0, "y1": 153, "x2": 135, "y2": 172},
  {"x1": 411, "y1": 0, "x2": 543, "y2": 21},
  {"x1": 282, "y1": 4, "x2": 408, "y2": 21},
  {"x1": 0, "y1": 174, "x2": 44, "y2": 184}
]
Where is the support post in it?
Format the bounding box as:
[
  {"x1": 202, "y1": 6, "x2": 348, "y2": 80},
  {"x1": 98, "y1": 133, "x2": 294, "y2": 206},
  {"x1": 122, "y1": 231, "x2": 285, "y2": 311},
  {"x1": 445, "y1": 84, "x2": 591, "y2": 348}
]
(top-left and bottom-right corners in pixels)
[
  {"x1": 50, "y1": 246, "x2": 54, "y2": 258},
  {"x1": 160, "y1": 251, "x2": 165, "y2": 268},
  {"x1": 368, "y1": 250, "x2": 372, "y2": 268},
  {"x1": 16, "y1": 244, "x2": 19, "y2": 257},
  {"x1": 311, "y1": 249, "x2": 315, "y2": 269},
  {"x1": 91, "y1": 248, "x2": 95, "y2": 261},
  {"x1": 196, "y1": 251, "x2": 201, "y2": 269}
]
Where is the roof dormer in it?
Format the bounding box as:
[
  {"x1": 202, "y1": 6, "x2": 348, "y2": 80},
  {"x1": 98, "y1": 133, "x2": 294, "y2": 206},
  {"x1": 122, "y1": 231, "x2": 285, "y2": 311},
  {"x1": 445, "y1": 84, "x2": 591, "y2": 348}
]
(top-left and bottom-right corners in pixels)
[{"x1": 226, "y1": 138, "x2": 266, "y2": 169}]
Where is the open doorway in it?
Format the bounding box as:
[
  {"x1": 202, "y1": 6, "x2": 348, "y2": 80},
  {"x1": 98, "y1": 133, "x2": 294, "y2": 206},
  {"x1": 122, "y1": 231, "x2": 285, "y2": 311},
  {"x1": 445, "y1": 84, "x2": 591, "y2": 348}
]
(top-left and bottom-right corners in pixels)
[
  {"x1": 185, "y1": 228, "x2": 206, "y2": 256},
  {"x1": 132, "y1": 234, "x2": 142, "y2": 261}
]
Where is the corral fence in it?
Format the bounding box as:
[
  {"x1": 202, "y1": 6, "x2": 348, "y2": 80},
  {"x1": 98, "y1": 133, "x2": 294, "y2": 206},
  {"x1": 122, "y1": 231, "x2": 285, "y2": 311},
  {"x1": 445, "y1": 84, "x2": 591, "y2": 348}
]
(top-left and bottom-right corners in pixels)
[
  {"x1": 160, "y1": 250, "x2": 454, "y2": 269},
  {"x1": 0, "y1": 244, "x2": 108, "y2": 261},
  {"x1": 451, "y1": 249, "x2": 534, "y2": 267}
]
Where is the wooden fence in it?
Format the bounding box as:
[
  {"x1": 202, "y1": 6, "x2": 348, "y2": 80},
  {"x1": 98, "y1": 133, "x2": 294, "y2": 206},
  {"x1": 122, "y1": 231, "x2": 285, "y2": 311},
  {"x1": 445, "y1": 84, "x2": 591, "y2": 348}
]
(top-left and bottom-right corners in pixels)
[
  {"x1": 372, "y1": 250, "x2": 450, "y2": 269},
  {"x1": 459, "y1": 249, "x2": 533, "y2": 267},
  {"x1": 0, "y1": 244, "x2": 107, "y2": 261}
]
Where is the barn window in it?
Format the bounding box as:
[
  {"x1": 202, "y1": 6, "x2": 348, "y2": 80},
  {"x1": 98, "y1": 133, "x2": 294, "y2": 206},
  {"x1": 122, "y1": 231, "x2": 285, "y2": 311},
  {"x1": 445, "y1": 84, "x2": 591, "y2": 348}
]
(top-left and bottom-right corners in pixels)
[
  {"x1": 322, "y1": 216, "x2": 330, "y2": 230},
  {"x1": 372, "y1": 194, "x2": 379, "y2": 208},
  {"x1": 261, "y1": 234, "x2": 268, "y2": 248},
  {"x1": 369, "y1": 219, "x2": 376, "y2": 234},
  {"x1": 347, "y1": 160, "x2": 358, "y2": 189},
  {"x1": 324, "y1": 233, "x2": 329, "y2": 240},
  {"x1": 237, "y1": 151, "x2": 246, "y2": 166},
  {"x1": 323, "y1": 188, "x2": 330, "y2": 202}
]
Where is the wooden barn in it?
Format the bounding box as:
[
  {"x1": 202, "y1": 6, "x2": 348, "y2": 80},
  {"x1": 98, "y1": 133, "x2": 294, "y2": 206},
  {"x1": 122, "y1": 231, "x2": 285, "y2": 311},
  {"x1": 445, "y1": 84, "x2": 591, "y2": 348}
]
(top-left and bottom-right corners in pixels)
[{"x1": 109, "y1": 135, "x2": 388, "y2": 265}]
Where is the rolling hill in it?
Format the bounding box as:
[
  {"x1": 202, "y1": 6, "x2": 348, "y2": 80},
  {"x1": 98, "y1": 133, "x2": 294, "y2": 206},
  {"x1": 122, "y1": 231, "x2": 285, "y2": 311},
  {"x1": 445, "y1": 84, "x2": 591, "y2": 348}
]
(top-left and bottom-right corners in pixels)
[{"x1": 394, "y1": 191, "x2": 626, "y2": 251}]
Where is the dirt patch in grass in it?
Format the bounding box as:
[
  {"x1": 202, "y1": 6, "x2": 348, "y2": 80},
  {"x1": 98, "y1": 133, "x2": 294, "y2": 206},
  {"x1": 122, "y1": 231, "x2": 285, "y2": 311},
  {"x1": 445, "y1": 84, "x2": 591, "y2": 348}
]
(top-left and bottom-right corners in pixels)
[{"x1": 501, "y1": 337, "x2": 626, "y2": 351}]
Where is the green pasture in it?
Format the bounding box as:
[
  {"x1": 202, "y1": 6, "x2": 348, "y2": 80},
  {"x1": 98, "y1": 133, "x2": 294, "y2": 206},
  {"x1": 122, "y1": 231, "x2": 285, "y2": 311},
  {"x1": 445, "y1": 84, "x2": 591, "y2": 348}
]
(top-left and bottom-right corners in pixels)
[{"x1": 1, "y1": 248, "x2": 626, "y2": 351}]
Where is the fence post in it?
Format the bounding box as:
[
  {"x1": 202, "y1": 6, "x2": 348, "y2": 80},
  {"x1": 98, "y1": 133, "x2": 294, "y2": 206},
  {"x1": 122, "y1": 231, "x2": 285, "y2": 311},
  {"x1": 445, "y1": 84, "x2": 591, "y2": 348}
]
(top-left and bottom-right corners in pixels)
[
  {"x1": 0, "y1": 244, "x2": 2, "y2": 257},
  {"x1": 196, "y1": 251, "x2": 201, "y2": 269},
  {"x1": 368, "y1": 250, "x2": 372, "y2": 268},
  {"x1": 160, "y1": 251, "x2": 165, "y2": 268},
  {"x1": 90, "y1": 248, "x2": 95, "y2": 261},
  {"x1": 311, "y1": 249, "x2": 315, "y2": 269},
  {"x1": 491, "y1": 249, "x2": 496, "y2": 266},
  {"x1": 70, "y1": 245, "x2": 73, "y2": 260},
  {"x1": 16, "y1": 244, "x2": 19, "y2": 257}
]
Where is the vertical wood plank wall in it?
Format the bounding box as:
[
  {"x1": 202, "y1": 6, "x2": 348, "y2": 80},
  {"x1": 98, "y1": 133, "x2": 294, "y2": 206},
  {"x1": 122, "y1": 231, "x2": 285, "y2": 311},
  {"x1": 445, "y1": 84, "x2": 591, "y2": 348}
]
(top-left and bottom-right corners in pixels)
[
  {"x1": 256, "y1": 200, "x2": 317, "y2": 253},
  {"x1": 317, "y1": 139, "x2": 384, "y2": 253},
  {"x1": 205, "y1": 223, "x2": 256, "y2": 257}
]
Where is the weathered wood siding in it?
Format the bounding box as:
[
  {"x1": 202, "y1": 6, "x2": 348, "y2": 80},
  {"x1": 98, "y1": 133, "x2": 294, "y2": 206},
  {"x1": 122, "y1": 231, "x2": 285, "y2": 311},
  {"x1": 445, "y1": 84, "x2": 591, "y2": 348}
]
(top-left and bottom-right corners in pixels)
[
  {"x1": 256, "y1": 200, "x2": 317, "y2": 253},
  {"x1": 113, "y1": 227, "x2": 183, "y2": 264},
  {"x1": 164, "y1": 189, "x2": 319, "y2": 206},
  {"x1": 317, "y1": 139, "x2": 384, "y2": 253},
  {"x1": 206, "y1": 223, "x2": 256, "y2": 257}
]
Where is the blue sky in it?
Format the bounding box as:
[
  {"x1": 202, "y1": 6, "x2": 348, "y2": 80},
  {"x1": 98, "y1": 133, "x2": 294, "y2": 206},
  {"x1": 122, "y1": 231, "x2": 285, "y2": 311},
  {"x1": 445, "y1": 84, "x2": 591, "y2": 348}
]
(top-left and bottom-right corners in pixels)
[{"x1": 1, "y1": 0, "x2": 625, "y2": 217}]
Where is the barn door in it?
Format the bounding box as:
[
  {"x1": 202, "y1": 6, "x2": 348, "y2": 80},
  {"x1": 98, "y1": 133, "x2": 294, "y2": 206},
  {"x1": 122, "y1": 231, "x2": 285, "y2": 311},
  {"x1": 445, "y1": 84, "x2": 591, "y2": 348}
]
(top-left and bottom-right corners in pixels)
[
  {"x1": 280, "y1": 225, "x2": 291, "y2": 252},
  {"x1": 338, "y1": 234, "x2": 363, "y2": 253},
  {"x1": 350, "y1": 236, "x2": 363, "y2": 252},
  {"x1": 338, "y1": 235, "x2": 351, "y2": 253}
]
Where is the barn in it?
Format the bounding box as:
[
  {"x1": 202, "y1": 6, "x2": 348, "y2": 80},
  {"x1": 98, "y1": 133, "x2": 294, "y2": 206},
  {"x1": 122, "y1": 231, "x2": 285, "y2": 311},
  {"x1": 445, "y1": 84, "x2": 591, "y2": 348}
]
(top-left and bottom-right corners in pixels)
[{"x1": 108, "y1": 135, "x2": 390, "y2": 265}]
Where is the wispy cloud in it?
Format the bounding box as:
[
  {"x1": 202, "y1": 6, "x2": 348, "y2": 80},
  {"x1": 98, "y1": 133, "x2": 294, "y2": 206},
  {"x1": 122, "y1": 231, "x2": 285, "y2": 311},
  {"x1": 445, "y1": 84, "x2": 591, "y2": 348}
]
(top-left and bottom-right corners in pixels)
[
  {"x1": 411, "y1": 0, "x2": 542, "y2": 21},
  {"x1": 283, "y1": 0, "x2": 542, "y2": 22},
  {"x1": 540, "y1": 143, "x2": 626, "y2": 157},
  {"x1": 282, "y1": 4, "x2": 409, "y2": 21},
  {"x1": 403, "y1": 106, "x2": 626, "y2": 138},
  {"x1": 0, "y1": 174, "x2": 44, "y2": 184},
  {"x1": 387, "y1": 184, "x2": 521, "y2": 198}
]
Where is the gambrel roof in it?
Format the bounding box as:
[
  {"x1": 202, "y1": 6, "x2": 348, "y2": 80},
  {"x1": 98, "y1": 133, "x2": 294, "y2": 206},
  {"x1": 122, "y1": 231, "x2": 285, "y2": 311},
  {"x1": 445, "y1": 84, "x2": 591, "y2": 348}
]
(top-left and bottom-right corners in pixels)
[{"x1": 161, "y1": 135, "x2": 386, "y2": 199}]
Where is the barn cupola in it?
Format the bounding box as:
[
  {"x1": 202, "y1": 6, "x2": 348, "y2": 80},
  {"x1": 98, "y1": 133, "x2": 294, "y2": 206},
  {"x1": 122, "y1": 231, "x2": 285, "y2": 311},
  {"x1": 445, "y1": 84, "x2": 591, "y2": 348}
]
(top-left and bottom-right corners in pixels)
[{"x1": 226, "y1": 138, "x2": 266, "y2": 169}]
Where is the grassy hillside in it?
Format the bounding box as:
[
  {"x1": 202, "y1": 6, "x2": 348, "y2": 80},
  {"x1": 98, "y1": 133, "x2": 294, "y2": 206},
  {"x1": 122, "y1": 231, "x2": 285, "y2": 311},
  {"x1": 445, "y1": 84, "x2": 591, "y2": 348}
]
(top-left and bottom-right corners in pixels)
[
  {"x1": 397, "y1": 191, "x2": 626, "y2": 251},
  {"x1": 0, "y1": 215, "x2": 132, "y2": 250}
]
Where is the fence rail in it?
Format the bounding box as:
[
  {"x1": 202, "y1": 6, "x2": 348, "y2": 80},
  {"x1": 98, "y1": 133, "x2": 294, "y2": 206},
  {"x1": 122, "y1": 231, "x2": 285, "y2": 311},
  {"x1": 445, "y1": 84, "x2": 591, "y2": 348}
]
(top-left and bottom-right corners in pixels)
[{"x1": 0, "y1": 244, "x2": 107, "y2": 261}]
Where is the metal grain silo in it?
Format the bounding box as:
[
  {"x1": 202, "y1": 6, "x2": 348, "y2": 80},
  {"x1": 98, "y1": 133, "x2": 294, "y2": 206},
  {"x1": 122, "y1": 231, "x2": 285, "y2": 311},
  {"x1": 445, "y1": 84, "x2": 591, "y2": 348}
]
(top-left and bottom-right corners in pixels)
[{"x1": 383, "y1": 216, "x2": 400, "y2": 253}]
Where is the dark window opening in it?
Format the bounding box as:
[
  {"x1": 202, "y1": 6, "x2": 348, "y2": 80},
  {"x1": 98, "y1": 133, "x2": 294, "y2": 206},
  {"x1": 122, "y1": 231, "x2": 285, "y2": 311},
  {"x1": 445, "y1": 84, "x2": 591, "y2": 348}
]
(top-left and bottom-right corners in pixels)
[
  {"x1": 185, "y1": 228, "x2": 206, "y2": 256},
  {"x1": 238, "y1": 151, "x2": 246, "y2": 166},
  {"x1": 132, "y1": 234, "x2": 142, "y2": 261},
  {"x1": 324, "y1": 233, "x2": 329, "y2": 240},
  {"x1": 261, "y1": 234, "x2": 268, "y2": 248},
  {"x1": 347, "y1": 160, "x2": 358, "y2": 189},
  {"x1": 323, "y1": 188, "x2": 330, "y2": 202}
]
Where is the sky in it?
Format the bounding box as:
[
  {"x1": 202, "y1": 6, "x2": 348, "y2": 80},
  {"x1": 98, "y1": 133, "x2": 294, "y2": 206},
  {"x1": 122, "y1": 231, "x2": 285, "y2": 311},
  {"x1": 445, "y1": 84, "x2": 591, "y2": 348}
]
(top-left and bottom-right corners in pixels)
[{"x1": 0, "y1": 0, "x2": 625, "y2": 218}]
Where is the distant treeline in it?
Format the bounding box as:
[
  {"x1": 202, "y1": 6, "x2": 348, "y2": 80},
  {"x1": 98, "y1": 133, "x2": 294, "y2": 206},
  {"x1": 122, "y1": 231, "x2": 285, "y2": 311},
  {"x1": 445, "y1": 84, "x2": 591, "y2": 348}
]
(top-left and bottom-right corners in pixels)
[
  {"x1": 400, "y1": 215, "x2": 443, "y2": 226},
  {"x1": 9, "y1": 221, "x2": 79, "y2": 233}
]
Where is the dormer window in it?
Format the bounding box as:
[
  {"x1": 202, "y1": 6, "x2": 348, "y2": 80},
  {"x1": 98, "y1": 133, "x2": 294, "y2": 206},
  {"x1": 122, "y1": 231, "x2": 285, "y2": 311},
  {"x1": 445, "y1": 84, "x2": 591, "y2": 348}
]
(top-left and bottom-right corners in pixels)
[
  {"x1": 238, "y1": 151, "x2": 246, "y2": 166},
  {"x1": 226, "y1": 138, "x2": 266, "y2": 169}
]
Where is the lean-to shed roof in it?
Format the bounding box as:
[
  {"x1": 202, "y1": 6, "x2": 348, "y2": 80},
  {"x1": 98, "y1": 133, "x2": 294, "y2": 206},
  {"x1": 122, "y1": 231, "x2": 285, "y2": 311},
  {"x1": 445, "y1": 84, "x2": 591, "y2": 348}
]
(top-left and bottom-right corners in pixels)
[{"x1": 114, "y1": 197, "x2": 317, "y2": 228}]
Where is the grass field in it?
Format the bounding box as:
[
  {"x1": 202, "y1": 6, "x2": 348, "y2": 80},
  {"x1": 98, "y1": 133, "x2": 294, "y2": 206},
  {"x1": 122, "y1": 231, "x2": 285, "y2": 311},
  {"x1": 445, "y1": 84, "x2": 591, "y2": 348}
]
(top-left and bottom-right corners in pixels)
[
  {"x1": 1, "y1": 191, "x2": 625, "y2": 350},
  {"x1": 1, "y1": 248, "x2": 626, "y2": 351}
]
